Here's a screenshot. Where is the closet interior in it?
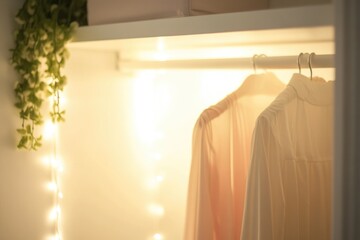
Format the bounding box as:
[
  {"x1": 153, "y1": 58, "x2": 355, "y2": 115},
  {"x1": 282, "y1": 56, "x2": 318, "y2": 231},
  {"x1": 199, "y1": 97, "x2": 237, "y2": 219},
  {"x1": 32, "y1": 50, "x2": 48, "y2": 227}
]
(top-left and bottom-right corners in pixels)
[{"x1": 59, "y1": 4, "x2": 334, "y2": 240}]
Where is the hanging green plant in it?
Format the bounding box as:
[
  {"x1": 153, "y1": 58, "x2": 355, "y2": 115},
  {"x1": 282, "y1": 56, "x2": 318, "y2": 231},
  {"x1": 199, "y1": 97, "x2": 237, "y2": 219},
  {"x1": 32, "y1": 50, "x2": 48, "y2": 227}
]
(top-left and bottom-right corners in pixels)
[{"x1": 11, "y1": 0, "x2": 87, "y2": 150}]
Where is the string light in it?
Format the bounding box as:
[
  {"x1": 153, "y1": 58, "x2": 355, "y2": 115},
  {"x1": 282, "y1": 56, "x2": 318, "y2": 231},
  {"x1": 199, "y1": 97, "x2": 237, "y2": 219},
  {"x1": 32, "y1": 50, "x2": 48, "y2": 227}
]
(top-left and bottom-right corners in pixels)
[
  {"x1": 133, "y1": 75, "x2": 166, "y2": 239},
  {"x1": 43, "y1": 120, "x2": 58, "y2": 140},
  {"x1": 47, "y1": 182, "x2": 58, "y2": 192},
  {"x1": 49, "y1": 205, "x2": 61, "y2": 221},
  {"x1": 43, "y1": 91, "x2": 65, "y2": 240}
]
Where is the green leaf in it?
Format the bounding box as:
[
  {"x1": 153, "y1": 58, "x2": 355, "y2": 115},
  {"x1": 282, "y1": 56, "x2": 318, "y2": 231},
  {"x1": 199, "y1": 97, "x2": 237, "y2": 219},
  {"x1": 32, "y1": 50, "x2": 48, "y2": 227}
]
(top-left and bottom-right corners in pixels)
[
  {"x1": 26, "y1": 124, "x2": 32, "y2": 134},
  {"x1": 20, "y1": 110, "x2": 28, "y2": 119},
  {"x1": 11, "y1": 0, "x2": 84, "y2": 151},
  {"x1": 15, "y1": 101, "x2": 24, "y2": 109},
  {"x1": 34, "y1": 140, "x2": 42, "y2": 148},
  {"x1": 29, "y1": 110, "x2": 38, "y2": 121},
  {"x1": 17, "y1": 136, "x2": 28, "y2": 149},
  {"x1": 16, "y1": 128, "x2": 26, "y2": 134}
]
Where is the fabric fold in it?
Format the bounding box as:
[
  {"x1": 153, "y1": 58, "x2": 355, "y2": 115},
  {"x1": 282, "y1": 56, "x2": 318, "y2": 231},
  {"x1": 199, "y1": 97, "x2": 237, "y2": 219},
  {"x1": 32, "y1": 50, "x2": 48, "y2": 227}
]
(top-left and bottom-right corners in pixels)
[
  {"x1": 242, "y1": 73, "x2": 334, "y2": 240},
  {"x1": 184, "y1": 73, "x2": 285, "y2": 240}
]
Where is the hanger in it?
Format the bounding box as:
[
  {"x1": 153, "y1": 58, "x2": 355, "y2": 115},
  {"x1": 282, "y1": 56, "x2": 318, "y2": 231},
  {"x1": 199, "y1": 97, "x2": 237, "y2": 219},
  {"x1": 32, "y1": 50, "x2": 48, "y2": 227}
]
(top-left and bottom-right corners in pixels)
[
  {"x1": 252, "y1": 54, "x2": 258, "y2": 73},
  {"x1": 298, "y1": 52, "x2": 316, "y2": 80},
  {"x1": 298, "y1": 52, "x2": 304, "y2": 74},
  {"x1": 234, "y1": 54, "x2": 285, "y2": 97},
  {"x1": 252, "y1": 54, "x2": 267, "y2": 74},
  {"x1": 202, "y1": 54, "x2": 286, "y2": 121},
  {"x1": 308, "y1": 52, "x2": 315, "y2": 80}
]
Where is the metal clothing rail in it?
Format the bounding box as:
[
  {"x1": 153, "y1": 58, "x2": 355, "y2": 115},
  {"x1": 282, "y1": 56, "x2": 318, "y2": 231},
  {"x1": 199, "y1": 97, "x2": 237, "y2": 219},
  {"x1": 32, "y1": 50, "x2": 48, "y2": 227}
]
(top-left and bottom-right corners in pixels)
[{"x1": 120, "y1": 54, "x2": 334, "y2": 70}]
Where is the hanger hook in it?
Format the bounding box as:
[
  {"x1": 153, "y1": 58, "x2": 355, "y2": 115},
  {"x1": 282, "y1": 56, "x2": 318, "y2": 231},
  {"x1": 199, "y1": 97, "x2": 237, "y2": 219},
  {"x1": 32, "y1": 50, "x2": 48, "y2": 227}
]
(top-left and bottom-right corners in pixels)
[
  {"x1": 297, "y1": 52, "x2": 304, "y2": 74},
  {"x1": 252, "y1": 54, "x2": 258, "y2": 73},
  {"x1": 308, "y1": 52, "x2": 315, "y2": 80},
  {"x1": 258, "y1": 54, "x2": 267, "y2": 71}
]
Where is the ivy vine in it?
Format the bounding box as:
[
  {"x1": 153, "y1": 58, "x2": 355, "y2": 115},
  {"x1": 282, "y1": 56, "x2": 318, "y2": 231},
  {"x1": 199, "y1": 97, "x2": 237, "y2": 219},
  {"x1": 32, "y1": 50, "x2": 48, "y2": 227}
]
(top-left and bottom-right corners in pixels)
[{"x1": 11, "y1": 0, "x2": 87, "y2": 150}]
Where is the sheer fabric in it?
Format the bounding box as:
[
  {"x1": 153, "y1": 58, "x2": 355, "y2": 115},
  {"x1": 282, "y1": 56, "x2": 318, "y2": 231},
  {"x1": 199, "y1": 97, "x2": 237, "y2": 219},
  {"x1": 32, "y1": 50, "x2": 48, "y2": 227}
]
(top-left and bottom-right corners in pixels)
[
  {"x1": 241, "y1": 73, "x2": 334, "y2": 240},
  {"x1": 184, "y1": 73, "x2": 284, "y2": 240}
]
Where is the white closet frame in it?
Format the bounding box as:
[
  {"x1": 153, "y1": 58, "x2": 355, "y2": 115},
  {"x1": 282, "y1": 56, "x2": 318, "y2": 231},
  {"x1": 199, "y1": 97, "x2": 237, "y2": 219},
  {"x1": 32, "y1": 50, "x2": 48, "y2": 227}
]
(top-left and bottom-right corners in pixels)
[
  {"x1": 334, "y1": 0, "x2": 360, "y2": 239},
  {"x1": 72, "y1": 2, "x2": 360, "y2": 239}
]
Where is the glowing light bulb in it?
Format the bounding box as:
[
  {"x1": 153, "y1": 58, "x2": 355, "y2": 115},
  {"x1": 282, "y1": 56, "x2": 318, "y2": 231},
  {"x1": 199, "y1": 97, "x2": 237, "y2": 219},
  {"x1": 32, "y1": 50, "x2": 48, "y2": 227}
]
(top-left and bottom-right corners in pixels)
[
  {"x1": 153, "y1": 233, "x2": 163, "y2": 240},
  {"x1": 49, "y1": 156, "x2": 64, "y2": 172},
  {"x1": 47, "y1": 182, "x2": 57, "y2": 192},
  {"x1": 49, "y1": 205, "x2": 61, "y2": 221},
  {"x1": 148, "y1": 204, "x2": 165, "y2": 217},
  {"x1": 49, "y1": 156, "x2": 58, "y2": 168},
  {"x1": 43, "y1": 120, "x2": 57, "y2": 140},
  {"x1": 49, "y1": 210, "x2": 57, "y2": 221}
]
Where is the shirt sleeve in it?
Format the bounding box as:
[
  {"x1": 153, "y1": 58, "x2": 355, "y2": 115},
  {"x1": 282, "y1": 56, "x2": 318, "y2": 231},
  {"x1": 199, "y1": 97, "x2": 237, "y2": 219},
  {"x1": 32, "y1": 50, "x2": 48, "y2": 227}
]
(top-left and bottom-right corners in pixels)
[{"x1": 184, "y1": 117, "x2": 214, "y2": 240}]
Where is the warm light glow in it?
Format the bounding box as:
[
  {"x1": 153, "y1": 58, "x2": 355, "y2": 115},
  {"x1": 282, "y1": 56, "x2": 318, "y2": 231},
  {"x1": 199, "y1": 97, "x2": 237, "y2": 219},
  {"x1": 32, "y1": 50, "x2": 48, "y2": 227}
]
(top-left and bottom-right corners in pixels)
[
  {"x1": 156, "y1": 38, "x2": 165, "y2": 52},
  {"x1": 153, "y1": 233, "x2": 164, "y2": 240},
  {"x1": 47, "y1": 156, "x2": 64, "y2": 172},
  {"x1": 48, "y1": 234, "x2": 61, "y2": 240},
  {"x1": 57, "y1": 163, "x2": 64, "y2": 173},
  {"x1": 154, "y1": 52, "x2": 168, "y2": 61},
  {"x1": 146, "y1": 175, "x2": 164, "y2": 189},
  {"x1": 43, "y1": 120, "x2": 58, "y2": 140},
  {"x1": 42, "y1": 156, "x2": 50, "y2": 166},
  {"x1": 155, "y1": 38, "x2": 168, "y2": 61},
  {"x1": 148, "y1": 204, "x2": 165, "y2": 217},
  {"x1": 58, "y1": 90, "x2": 67, "y2": 107},
  {"x1": 49, "y1": 209, "x2": 57, "y2": 221},
  {"x1": 156, "y1": 175, "x2": 164, "y2": 183},
  {"x1": 48, "y1": 89, "x2": 67, "y2": 109},
  {"x1": 43, "y1": 155, "x2": 64, "y2": 171},
  {"x1": 43, "y1": 81, "x2": 65, "y2": 239},
  {"x1": 47, "y1": 182, "x2": 58, "y2": 192},
  {"x1": 49, "y1": 205, "x2": 61, "y2": 221},
  {"x1": 58, "y1": 192, "x2": 63, "y2": 199},
  {"x1": 199, "y1": 71, "x2": 248, "y2": 106},
  {"x1": 150, "y1": 152, "x2": 162, "y2": 161},
  {"x1": 140, "y1": 131, "x2": 164, "y2": 145}
]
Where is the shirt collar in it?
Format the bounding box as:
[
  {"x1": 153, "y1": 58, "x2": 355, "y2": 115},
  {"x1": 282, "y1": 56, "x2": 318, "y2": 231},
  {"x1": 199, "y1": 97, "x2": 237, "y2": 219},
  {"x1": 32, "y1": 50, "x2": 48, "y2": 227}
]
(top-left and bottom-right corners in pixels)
[{"x1": 289, "y1": 73, "x2": 334, "y2": 105}]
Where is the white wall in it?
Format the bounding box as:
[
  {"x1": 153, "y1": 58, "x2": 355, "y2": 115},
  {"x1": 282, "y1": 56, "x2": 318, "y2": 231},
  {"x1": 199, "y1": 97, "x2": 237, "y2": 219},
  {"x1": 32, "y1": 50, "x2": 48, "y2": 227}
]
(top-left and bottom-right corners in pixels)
[
  {"x1": 0, "y1": 0, "x2": 53, "y2": 240},
  {"x1": 60, "y1": 48, "x2": 245, "y2": 240}
]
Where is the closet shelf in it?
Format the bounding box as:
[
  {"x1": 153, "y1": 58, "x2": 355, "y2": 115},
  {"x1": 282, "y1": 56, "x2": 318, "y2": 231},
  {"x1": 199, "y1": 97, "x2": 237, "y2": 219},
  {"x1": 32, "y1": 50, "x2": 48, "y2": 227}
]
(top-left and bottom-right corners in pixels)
[
  {"x1": 69, "y1": 4, "x2": 334, "y2": 62},
  {"x1": 73, "y1": 4, "x2": 333, "y2": 43}
]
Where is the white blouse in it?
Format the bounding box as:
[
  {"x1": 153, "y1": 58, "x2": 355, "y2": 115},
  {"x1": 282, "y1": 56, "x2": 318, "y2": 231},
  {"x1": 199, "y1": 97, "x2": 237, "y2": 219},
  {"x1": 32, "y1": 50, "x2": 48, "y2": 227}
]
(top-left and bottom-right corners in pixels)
[
  {"x1": 184, "y1": 73, "x2": 285, "y2": 240},
  {"x1": 241, "y1": 73, "x2": 334, "y2": 240}
]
